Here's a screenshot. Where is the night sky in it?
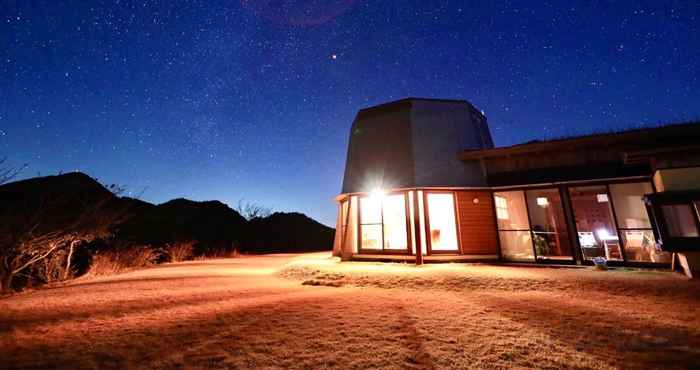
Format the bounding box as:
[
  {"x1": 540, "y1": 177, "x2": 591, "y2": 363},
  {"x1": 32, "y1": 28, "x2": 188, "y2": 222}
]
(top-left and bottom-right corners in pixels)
[{"x1": 1, "y1": 1, "x2": 699, "y2": 226}]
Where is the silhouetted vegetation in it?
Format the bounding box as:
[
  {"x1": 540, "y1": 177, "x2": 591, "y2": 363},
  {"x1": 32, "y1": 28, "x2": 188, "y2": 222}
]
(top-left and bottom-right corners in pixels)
[
  {"x1": 0, "y1": 156, "x2": 26, "y2": 185},
  {"x1": 0, "y1": 172, "x2": 334, "y2": 292},
  {"x1": 235, "y1": 199, "x2": 273, "y2": 220},
  {"x1": 0, "y1": 173, "x2": 129, "y2": 290}
]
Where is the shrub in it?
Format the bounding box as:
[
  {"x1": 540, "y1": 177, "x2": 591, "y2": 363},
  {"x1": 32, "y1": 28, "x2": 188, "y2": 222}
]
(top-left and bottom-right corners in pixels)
[
  {"x1": 166, "y1": 241, "x2": 195, "y2": 262},
  {"x1": 89, "y1": 246, "x2": 159, "y2": 275},
  {"x1": 193, "y1": 240, "x2": 240, "y2": 259}
]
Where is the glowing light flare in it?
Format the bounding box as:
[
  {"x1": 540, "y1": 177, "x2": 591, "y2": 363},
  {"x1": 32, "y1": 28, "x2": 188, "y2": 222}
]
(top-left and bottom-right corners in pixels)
[
  {"x1": 597, "y1": 228, "x2": 618, "y2": 240},
  {"x1": 369, "y1": 188, "x2": 385, "y2": 200}
]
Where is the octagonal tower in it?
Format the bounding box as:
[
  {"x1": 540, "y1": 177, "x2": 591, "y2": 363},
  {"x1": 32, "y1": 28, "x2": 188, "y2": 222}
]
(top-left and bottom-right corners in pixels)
[{"x1": 341, "y1": 98, "x2": 493, "y2": 193}]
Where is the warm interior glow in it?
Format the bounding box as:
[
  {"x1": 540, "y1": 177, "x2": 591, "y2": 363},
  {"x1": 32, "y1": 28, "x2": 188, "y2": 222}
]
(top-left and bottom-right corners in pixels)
[
  {"x1": 426, "y1": 193, "x2": 459, "y2": 251},
  {"x1": 596, "y1": 228, "x2": 615, "y2": 240},
  {"x1": 370, "y1": 188, "x2": 385, "y2": 200},
  {"x1": 494, "y1": 191, "x2": 533, "y2": 261},
  {"x1": 359, "y1": 196, "x2": 382, "y2": 249},
  {"x1": 382, "y1": 194, "x2": 408, "y2": 250},
  {"x1": 359, "y1": 190, "x2": 408, "y2": 251},
  {"x1": 494, "y1": 195, "x2": 509, "y2": 220}
]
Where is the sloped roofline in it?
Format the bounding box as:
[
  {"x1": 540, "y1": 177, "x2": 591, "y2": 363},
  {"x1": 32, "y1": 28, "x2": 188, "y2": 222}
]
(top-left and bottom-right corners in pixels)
[
  {"x1": 357, "y1": 97, "x2": 484, "y2": 117},
  {"x1": 460, "y1": 121, "x2": 700, "y2": 160}
]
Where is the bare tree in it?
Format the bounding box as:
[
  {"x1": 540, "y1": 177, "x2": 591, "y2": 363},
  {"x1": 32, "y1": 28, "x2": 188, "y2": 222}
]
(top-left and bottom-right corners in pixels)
[
  {"x1": 235, "y1": 199, "x2": 273, "y2": 221},
  {"x1": 0, "y1": 156, "x2": 26, "y2": 185},
  {"x1": 0, "y1": 185, "x2": 130, "y2": 291}
]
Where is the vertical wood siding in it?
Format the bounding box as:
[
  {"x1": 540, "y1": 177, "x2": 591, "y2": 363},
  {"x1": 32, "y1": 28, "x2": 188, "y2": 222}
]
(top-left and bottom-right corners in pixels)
[{"x1": 455, "y1": 190, "x2": 499, "y2": 255}]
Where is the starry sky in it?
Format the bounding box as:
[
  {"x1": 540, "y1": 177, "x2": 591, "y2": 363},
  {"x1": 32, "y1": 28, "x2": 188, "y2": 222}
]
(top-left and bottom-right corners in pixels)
[{"x1": 1, "y1": 1, "x2": 699, "y2": 226}]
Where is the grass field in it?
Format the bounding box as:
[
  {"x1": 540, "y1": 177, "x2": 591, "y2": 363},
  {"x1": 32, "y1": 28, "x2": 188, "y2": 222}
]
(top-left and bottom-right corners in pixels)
[{"x1": 2, "y1": 253, "x2": 699, "y2": 369}]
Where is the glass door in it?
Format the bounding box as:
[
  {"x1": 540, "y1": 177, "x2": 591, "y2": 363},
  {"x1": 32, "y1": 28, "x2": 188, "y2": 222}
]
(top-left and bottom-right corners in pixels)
[
  {"x1": 568, "y1": 185, "x2": 623, "y2": 261},
  {"x1": 424, "y1": 192, "x2": 460, "y2": 253},
  {"x1": 525, "y1": 188, "x2": 574, "y2": 261},
  {"x1": 494, "y1": 191, "x2": 535, "y2": 261}
]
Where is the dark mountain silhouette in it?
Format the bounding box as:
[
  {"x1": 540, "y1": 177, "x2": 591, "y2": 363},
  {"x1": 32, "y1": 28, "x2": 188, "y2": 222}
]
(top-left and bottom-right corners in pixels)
[
  {"x1": 243, "y1": 212, "x2": 336, "y2": 253},
  {"x1": 117, "y1": 198, "x2": 247, "y2": 247},
  {"x1": 0, "y1": 172, "x2": 121, "y2": 238},
  {"x1": 0, "y1": 172, "x2": 335, "y2": 254}
]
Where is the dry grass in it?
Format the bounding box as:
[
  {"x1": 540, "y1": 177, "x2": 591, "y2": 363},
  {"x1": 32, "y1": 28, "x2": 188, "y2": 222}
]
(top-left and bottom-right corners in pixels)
[
  {"x1": 1, "y1": 253, "x2": 699, "y2": 369},
  {"x1": 166, "y1": 241, "x2": 195, "y2": 262},
  {"x1": 88, "y1": 246, "x2": 159, "y2": 276}
]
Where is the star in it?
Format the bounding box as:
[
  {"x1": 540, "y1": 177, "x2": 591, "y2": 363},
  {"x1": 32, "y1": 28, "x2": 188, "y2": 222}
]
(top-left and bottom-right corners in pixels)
[{"x1": 330, "y1": 53, "x2": 338, "y2": 60}]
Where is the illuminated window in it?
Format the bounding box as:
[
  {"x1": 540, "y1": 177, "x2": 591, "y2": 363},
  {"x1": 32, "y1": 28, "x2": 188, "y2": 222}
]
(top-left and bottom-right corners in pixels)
[
  {"x1": 426, "y1": 193, "x2": 459, "y2": 252},
  {"x1": 495, "y1": 195, "x2": 509, "y2": 220},
  {"x1": 340, "y1": 200, "x2": 349, "y2": 240},
  {"x1": 382, "y1": 194, "x2": 408, "y2": 250},
  {"x1": 359, "y1": 192, "x2": 409, "y2": 252},
  {"x1": 494, "y1": 191, "x2": 534, "y2": 261},
  {"x1": 359, "y1": 196, "x2": 382, "y2": 250},
  {"x1": 526, "y1": 188, "x2": 573, "y2": 260},
  {"x1": 418, "y1": 190, "x2": 427, "y2": 255},
  {"x1": 569, "y1": 185, "x2": 622, "y2": 261},
  {"x1": 609, "y1": 182, "x2": 670, "y2": 263}
]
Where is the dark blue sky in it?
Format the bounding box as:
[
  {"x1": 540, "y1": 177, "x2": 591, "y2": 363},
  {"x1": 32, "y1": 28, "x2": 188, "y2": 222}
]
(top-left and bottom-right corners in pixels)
[{"x1": 1, "y1": 1, "x2": 699, "y2": 226}]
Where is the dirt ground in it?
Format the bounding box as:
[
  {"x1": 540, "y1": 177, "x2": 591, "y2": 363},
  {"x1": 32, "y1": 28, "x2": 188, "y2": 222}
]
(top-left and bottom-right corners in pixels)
[{"x1": 2, "y1": 253, "x2": 699, "y2": 369}]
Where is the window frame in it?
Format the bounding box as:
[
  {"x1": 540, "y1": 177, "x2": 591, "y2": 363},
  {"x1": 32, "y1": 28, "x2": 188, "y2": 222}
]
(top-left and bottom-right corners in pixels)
[
  {"x1": 567, "y1": 184, "x2": 626, "y2": 262},
  {"x1": 493, "y1": 190, "x2": 536, "y2": 262},
  {"x1": 523, "y1": 186, "x2": 577, "y2": 263},
  {"x1": 645, "y1": 192, "x2": 700, "y2": 252},
  {"x1": 493, "y1": 178, "x2": 672, "y2": 266},
  {"x1": 607, "y1": 182, "x2": 670, "y2": 263},
  {"x1": 422, "y1": 190, "x2": 462, "y2": 255},
  {"x1": 357, "y1": 191, "x2": 413, "y2": 255}
]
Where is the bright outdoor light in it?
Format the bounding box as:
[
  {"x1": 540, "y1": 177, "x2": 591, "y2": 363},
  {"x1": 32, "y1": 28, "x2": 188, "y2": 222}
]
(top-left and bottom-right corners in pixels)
[
  {"x1": 597, "y1": 228, "x2": 616, "y2": 240},
  {"x1": 536, "y1": 197, "x2": 549, "y2": 207},
  {"x1": 370, "y1": 188, "x2": 385, "y2": 200}
]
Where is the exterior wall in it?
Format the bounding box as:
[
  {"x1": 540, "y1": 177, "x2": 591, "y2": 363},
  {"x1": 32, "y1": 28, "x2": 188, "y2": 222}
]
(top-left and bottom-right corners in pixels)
[
  {"x1": 342, "y1": 103, "x2": 414, "y2": 193},
  {"x1": 455, "y1": 190, "x2": 499, "y2": 255},
  {"x1": 411, "y1": 100, "x2": 491, "y2": 187},
  {"x1": 336, "y1": 180, "x2": 671, "y2": 266},
  {"x1": 653, "y1": 167, "x2": 700, "y2": 192},
  {"x1": 338, "y1": 188, "x2": 498, "y2": 261},
  {"x1": 334, "y1": 196, "x2": 358, "y2": 260},
  {"x1": 341, "y1": 99, "x2": 493, "y2": 193}
]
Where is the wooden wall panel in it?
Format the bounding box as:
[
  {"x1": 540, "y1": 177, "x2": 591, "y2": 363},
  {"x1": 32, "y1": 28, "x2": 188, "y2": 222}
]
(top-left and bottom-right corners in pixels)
[{"x1": 455, "y1": 190, "x2": 499, "y2": 255}]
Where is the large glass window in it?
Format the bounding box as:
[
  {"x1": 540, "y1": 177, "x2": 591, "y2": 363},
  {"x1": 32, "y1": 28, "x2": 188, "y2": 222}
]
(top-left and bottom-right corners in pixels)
[
  {"x1": 609, "y1": 183, "x2": 652, "y2": 228},
  {"x1": 382, "y1": 194, "x2": 409, "y2": 250},
  {"x1": 494, "y1": 191, "x2": 534, "y2": 261},
  {"x1": 425, "y1": 193, "x2": 459, "y2": 252},
  {"x1": 359, "y1": 192, "x2": 409, "y2": 252},
  {"x1": 525, "y1": 188, "x2": 573, "y2": 260},
  {"x1": 662, "y1": 204, "x2": 699, "y2": 237},
  {"x1": 569, "y1": 185, "x2": 623, "y2": 261},
  {"x1": 340, "y1": 200, "x2": 349, "y2": 241},
  {"x1": 359, "y1": 196, "x2": 382, "y2": 250},
  {"x1": 609, "y1": 183, "x2": 670, "y2": 263}
]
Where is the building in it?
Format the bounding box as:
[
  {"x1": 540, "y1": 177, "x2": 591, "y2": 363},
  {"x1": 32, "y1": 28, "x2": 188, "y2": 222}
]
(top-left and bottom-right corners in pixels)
[{"x1": 332, "y1": 98, "x2": 700, "y2": 277}]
